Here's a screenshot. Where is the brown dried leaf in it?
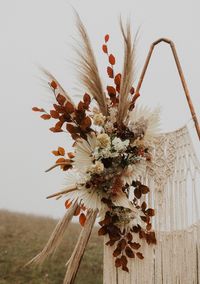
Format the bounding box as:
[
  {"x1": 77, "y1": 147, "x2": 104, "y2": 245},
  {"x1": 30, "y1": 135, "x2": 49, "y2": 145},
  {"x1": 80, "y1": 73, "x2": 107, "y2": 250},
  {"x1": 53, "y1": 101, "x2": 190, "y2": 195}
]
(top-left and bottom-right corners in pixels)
[
  {"x1": 56, "y1": 94, "x2": 66, "y2": 106},
  {"x1": 98, "y1": 226, "x2": 108, "y2": 236},
  {"x1": 41, "y1": 114, "x2": 51, "y2": 120},
  {"x1": 113, "y1": 247, "x2": 121, "y2": 257},
  {"x1": 58, "y1": 147, "x2": 65, "y2": 156},
  {"x1": 109, "y1": 54, "x2": 116, "y2": 65},
  {"x1": 65, "y1": 102, "x2": 75, "y2": 114},
  {"x1": 125, "y1": 246, "x2": 135, "y2": 258},
  {"x1": 115, "y1": 258, "x2": 122, "y2": 268},
  {"x1": 50, "y1": 80, "x2": 57, "y2": 89},
  {"x1": 146, "y1": 208, "x2": 155, "y2": 217},
  {"x1": 136, "y1": 252, "x2": 144, "y2": 260},
  {"x1": 140, "y1": 185, "x2": 150, "y2": 194},
  {"x1": 134, "y1": 187, "x2": 142, "y2": 199},
  {"x1": 107, "y1": 86, "x2": 116, "y2": 95},
  {"x1": 105, "y1": 34, "x2": 109, "y2": 42},
  {"x1": 102, "y1": 44, "x2": 108, "y2": 54},
  {"x1": 107, "y1": 66, "x2": 114, "y2": 78},
  {"x1": 130, "y1": 242, "x2": 141, "y2": 250},
  {"x1": 32, "y1": 107, "x2": 45, "y2": 112},
  {"x1": 79, "y1": 213, "x2": 86, "y2": 226}
]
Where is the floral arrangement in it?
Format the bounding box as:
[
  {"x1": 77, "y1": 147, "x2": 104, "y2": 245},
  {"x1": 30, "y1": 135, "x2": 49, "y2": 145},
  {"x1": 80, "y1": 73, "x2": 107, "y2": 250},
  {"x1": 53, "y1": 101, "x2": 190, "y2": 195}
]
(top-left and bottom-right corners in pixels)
[{"x1": 32, "y1": 15, "x2": 159, "y2": 272}]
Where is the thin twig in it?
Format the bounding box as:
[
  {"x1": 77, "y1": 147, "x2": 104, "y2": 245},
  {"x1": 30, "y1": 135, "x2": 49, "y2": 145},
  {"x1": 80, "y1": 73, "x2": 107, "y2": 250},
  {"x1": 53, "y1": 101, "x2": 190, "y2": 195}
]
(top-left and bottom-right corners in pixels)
[
  {"x1": 45, "y1": 162, "x2": 72, "y2": 173},
  {"x1": 46, "y1": 187, "x2": 77, "y2": 199}
]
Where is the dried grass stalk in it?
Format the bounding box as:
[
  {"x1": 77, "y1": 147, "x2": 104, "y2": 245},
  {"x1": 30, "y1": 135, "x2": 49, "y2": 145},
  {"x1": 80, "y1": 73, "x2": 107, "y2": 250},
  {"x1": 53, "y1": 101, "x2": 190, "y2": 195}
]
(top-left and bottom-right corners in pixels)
[
  {"x1": 26, "y1": 201, "x2": 78, "y2": 266},
  {"x1": 75, "y1": 12, "x2": 107, "y2": 116},
  {"x1": 118, "y1": 19, "x2": 136, "y2": 124},
  {"x1": 42, "y1": 68, "x2": 75, "y2": 106},
  {"x1": 63, "y1": 209, "x2": 98, "y2": 284}
]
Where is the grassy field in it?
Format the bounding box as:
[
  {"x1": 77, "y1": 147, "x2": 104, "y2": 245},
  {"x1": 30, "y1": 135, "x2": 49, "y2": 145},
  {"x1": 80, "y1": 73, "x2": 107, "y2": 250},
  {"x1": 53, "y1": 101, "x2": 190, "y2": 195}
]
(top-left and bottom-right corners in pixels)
[{"x1": 0, "y1": 210, "x2": 103, "y2": 284}]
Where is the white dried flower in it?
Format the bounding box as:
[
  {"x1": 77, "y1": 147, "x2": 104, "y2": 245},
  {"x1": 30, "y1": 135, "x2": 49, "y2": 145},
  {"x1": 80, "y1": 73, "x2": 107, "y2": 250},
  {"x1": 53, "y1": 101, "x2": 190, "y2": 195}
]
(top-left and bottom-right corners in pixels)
[
  {"x1": 112, "y1": 137, "x2": 129, "y2": 152},
  {"x1": 90, "y1": 161, "x2": 104, "y2": 174},
  {"x1": 104, "y1": 121, "x2": 114, "y2": 133},
  {"x1": 109, "y1": 107, "x2": 117, "y2": 123},
  {"x1": 97, "y1": 133, "x2": 111, "y2": 148},
  {"x1": 93, "y1": 113, "x2": 106, "y2": 126}
]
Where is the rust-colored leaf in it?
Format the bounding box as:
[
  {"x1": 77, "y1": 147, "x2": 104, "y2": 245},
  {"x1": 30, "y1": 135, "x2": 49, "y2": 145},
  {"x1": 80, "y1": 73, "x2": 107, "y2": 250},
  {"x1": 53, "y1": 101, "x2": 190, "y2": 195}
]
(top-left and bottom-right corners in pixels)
[
  {"x1": 55, "y1": 120, "x2": 64, "y2": 131},
  {"x1": 130, "y1": 242, "x2": 141, "y2": 250},
  {"x1": 32, "y1": 107, "x2": 45, "y2": 112},
  {"x1": 56, "y1": 158, "x2": 66, "y2": 164},
  {"x1": 68, "y1": 152, "x2": 75, "y2": 159},
  {"x1": 125, "y1": 246, "x2": 135, "y2": 258},
  {"x1": 40, "y1": 114, "x2": 51, "y2": 120},
  {"x1": 136, "y1": 252, "x2": 144, "y2": 259},
  {"x1": 121, "y1": 255, "x2": 128, "y2": 266},
  {"x1": 56, "y1": 94, "x2": 66, "y2": 106},
  {"x1": 118, "y1": 239, "x2": 126, "y2": 250},
  {"x1": 113, "y1": 247, "x2": 121, "y2": 257},
  {"x1": 122, "y1": 266, "x2": 129, "y2": 272},
  {"x1": 146, "y1": 208, "x2": 155, "y2": 217},
  {"x1": 140, "y1": 184, "x2": 149, "y2": 194},
  {"x1": 52, "y1": 150, "x2": 59, "y2": 156},
  {"x1": 102, "y1": 44, "x2": 108, "y2": 54},
  {"x1": 50, "y1": 80, "x2": 57, "y2": 89},
  {"x1": 107, "y1": 86, "x2": 116, "y2": 95},
  {"x1": 98, "y1": 226, "x2": 107, "y2": 236},
  {"x1": 65, "y1": 102, "x2": 75, "y2": 114},
  {"x1": 126, "y1": 233, "x2": 133, "y2": 242},
  {"x1": 66, "y1": 124, "x2": 79, "y2": 134},
  {"x1": 83, "y1": 93, "x2": 91, "y2": 104},
  {"x1": 65, "y1": 199, "x2": 72, "y2": 209},
  {"x1": 134, "y1": 187, "x2": 142, "y2": 199},
  {"x1": 79, "y1": 213, "x2": 86, "y2": 226},
  {"x1": 50, "y1": 110, "x2": 60, "y2": 119},
  {"x1": 109, "y1": 54, "x2": 116, "y2": 65},
  {"x1": 115, "y1": 258, "x2": 122, "y2": 268},
  {"x1": 49, "y1": 127, "x2": 63, "y2": 133},
  {"x1": 107, "y1": 66, "x2": 114, "y2": 78},
  {"x1": 141, "y1": 201, "x2": 147, "y2": 211},
  {"x1": 105, "y1": 34, "x2": 109, "y2": 42},
  {"x1": 114, "y1": 73, "x2": 121, "y2": 86},
  {"x1": 81, "y1": 116, "x2": 91, "y2": 130},
  {"x1": 58, "y1": 147, "x2": 65, "y2": 156}
]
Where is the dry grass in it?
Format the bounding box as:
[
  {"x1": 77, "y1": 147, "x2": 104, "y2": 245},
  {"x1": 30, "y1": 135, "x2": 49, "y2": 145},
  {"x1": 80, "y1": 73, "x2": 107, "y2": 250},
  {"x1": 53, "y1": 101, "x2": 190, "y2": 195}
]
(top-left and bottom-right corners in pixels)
[{"x1": 0, "y1": 210, "x2": 103, "y2": 284}]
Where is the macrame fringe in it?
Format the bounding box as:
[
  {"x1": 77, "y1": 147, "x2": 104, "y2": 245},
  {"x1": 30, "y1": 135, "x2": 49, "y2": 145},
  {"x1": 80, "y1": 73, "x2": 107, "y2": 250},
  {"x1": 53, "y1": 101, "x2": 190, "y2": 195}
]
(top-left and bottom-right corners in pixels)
[{"x1": 104, "y1": 126, "x2": 200, "y2": 284}]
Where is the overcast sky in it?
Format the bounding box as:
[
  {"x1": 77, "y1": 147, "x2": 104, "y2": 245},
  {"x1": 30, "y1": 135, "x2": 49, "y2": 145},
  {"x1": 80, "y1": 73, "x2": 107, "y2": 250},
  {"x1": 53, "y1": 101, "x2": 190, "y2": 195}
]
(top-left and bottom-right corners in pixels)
[{"x1": 0, "y1": 0, "x2": 199, "y2": 218}]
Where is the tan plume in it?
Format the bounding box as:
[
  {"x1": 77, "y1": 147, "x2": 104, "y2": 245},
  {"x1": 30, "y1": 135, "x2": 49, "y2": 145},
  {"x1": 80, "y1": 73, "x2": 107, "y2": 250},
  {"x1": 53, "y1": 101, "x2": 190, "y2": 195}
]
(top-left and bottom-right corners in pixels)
[
  {"x1": 75, "y1": 12, "x2": 107, "y2": 116},
  {"x1": 42, "y1": 68, "x2": 75, "y2": 106},
  {"x1": 118, "y1": 19, "x2": 136, "y2": 124}
]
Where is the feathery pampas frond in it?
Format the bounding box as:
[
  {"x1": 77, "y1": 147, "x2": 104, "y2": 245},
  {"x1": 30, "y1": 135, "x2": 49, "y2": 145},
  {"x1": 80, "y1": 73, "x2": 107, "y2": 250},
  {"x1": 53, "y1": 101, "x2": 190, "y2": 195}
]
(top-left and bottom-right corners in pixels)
[
  {"x1": 118, "y1": 19, "x2": 136, "y2": 124},
  {"x1": 42, "y1": 68, "x2": 75, "y2": 106},
  {"x1": 75, "y1": 12, "x2": 108, "y2": 116},
  {"x1": 26, "y1": 201, "x2": 78, "y2": 266}
]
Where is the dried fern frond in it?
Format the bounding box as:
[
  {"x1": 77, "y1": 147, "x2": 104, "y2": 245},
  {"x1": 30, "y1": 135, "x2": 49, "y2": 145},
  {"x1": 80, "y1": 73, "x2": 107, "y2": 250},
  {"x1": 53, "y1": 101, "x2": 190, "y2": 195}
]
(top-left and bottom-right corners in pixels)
[
  {"x1": 42, "y1": 68, "x2": 75, "y2": 106},
  {"x1": 75, "y1": 12, "x2": 107, "y2": 116},
  {"x1": 118, "y1": 19, "x2": 136, "y2": 124}
]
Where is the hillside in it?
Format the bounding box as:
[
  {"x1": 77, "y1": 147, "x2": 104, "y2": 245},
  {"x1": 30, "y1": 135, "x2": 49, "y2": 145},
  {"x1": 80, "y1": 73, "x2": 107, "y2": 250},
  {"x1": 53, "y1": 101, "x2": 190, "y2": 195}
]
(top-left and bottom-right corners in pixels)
[{"x1": 0, "y1": 210, "x2": 103, "y2": 284}]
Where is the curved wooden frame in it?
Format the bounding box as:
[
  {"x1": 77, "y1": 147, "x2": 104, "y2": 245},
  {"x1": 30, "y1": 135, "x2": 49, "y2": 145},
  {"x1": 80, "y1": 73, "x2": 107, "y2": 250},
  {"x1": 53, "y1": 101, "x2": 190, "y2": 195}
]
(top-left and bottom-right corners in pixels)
[{"x1": 133, "y1": 38, "x2": 200, "y2": 140}]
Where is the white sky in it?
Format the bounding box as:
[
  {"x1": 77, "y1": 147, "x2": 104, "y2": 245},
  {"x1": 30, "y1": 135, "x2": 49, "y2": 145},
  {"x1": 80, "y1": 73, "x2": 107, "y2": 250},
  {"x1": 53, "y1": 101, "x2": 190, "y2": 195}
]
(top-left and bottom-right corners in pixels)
[{"x1": 0, "y1": 0, "x2": 199, "y2": 218}]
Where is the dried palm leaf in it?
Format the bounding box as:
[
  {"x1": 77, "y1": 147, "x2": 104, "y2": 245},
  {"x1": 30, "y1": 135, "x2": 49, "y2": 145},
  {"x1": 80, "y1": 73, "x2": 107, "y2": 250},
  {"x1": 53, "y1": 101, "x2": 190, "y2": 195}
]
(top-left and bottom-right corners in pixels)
[
  {"x1": 118, "y1": 19, "x2": 136, "y2": 124},
  {"x1": 75, "y1": 12, "x2": 107, "y2": 116}
]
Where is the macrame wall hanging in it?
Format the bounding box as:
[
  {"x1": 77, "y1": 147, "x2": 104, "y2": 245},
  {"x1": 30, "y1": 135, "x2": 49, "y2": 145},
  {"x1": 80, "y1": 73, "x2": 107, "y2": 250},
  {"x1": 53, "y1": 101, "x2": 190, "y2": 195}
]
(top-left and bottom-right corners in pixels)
[{"x1": 28, "y1": 13, "x2": 200, "y2": 284}]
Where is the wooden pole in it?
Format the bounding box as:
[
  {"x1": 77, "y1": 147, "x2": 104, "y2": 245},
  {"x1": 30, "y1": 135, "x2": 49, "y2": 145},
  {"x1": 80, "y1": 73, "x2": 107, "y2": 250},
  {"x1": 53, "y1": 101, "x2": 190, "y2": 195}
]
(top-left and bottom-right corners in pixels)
[{"x1": 134, "y1": 38, "x2": 200, "y2": 140}]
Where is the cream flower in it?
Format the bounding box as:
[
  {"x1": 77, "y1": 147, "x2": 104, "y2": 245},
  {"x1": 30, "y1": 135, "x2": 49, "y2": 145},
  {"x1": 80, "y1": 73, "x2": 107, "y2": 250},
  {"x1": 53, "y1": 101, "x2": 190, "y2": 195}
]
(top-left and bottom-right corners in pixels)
[
  {"x1": 93, "y1": 113, "x2": 106, "y2": 126},
  {"x1": 112, "y1": 137, "x2": 129, "y2": 152},
  {"x1": 121, "y1": 162, "x2": 146, "y2": 185},
  {"x1": 89, "y1": 161, "x2": 104, "y2": 174},
  {"x1": 97, "y1": 133, "x2": 111, "y2": 148}
]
